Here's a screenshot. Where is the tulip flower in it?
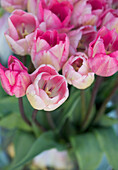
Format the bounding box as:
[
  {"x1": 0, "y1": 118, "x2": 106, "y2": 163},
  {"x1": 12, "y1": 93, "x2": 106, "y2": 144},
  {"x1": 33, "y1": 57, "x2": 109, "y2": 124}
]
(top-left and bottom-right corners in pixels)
[
  {"x1": 5, "y1": 10, "x2": 39, "y2": 56},
  {"x1": 26, "y1": 65, "x2": 69, "y2": 111},
  {"x1": 0, "y1": 56, "x2": 31, "y2": 97},
  {"x1": 71, "y1": 0, "x2": 108, "y2": 27},
  {"x1": 27, "y1": 0, "x2": 73, "y2": 32},
  {"x1": 33, "y1": 148, "x2": 73, "y2": 169},
  {"x1": 68, "y1": 25, "x2": 96, "y2": 55},
  {"x1": 98, "y1": 9, "x2": 118, "y2": 33},
  {"x1": 1, "y1": 0, "x2": 27, "y2": 13},
  {"x1": 88, "y1": 26, "x2": 118, "y2": 77},
  {"x1": 63, "y1": 52, "x2": 94, "y2": 89},
  {"x1": 31, "y1": 29, "x2": 69, "y2": 71}
]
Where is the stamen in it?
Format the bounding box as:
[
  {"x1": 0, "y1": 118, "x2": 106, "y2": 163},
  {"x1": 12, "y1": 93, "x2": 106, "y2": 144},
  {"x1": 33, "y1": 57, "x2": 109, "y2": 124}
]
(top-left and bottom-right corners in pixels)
[
  {"x1": 45, "y1": 87, "x2": 52, "y2": 95},
  {"x1": 106, "y1": 50, "x2": 111, "y2": 55}
]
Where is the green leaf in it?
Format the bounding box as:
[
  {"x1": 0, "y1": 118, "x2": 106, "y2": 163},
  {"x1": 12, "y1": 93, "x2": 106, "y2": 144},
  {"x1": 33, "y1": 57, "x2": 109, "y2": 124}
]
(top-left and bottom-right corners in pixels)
[
  {"x1": 0, "y1": 96, "x2": 19, "y2": 117},
  {"x1": 94, "y1": 127, "x2": 118, "y2": 169},
  {"x1": 0, "y1": 82, "x2": 8, "y2": 98},
  {"x1": 98, "y1": 115, "x2": 118, "y2": 127},
  {"x1": 0, "y1": 113, "x2": 32, "y2": 132},
  {"x1": 70, "y1": 131, "x2": 103, "y2": 170},
  {"x1": 10, "y1": 131, "x2": 36, "y2": 170},
  {"x1": 12, "y1": 131, "x2": 65, "y2": 169}
]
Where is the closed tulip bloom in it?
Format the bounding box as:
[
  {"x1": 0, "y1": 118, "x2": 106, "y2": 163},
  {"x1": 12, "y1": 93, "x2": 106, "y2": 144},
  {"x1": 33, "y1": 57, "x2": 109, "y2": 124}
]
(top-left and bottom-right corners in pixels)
[
  {"x1": 31, "y1": 29, "x2": 69, "y2": 71},
  {"x1": 88, "y1": 26, "x2": 118, "y2": 77},
  {"x1": 0, "y1": 56, "x2": 31, "y2": 97},
  {"x1": 1, "y1": 0, "x2": 27, "y2": 13},
  {"x1": 5, "y1": 10, "x2": 39, "y2": 56},
  {"x1": 26, "y1": 65, "x2": 69, "y2": 111},
  {"x1": 63, "y1": 52, "x2": 94, "y2": 89}
]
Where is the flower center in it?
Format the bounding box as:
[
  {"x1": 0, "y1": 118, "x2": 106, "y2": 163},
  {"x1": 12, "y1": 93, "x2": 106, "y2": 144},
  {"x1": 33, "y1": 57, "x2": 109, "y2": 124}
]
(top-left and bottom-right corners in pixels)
[
  {"x1": 72, "y1": 58, "x2": 83, "y2": 72},
  {"x1": 105, "y1": 50, "x2": 111, "y2": 55},
  {"x1": 42, "y1": 81, "x2": 55, "y2": 97},
  {"x1": 45, "y1": 87, "x2": 52, "y2": 96},
  {"x1": 17, "y1": 23, "x2": 29, "y2": 39}
]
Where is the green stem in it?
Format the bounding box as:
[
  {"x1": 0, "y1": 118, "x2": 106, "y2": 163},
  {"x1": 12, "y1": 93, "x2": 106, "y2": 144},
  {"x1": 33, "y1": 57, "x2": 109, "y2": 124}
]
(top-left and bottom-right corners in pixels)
[
  {"x1": 18, "y1": 98, "x2": 31, "y2": 126},
  {"x1": 80, "y1": 90, "x2": 86, "y2": 122},
  {"x1": 46, "y1": 112, "x2": 55, "y2": 130},
  {"x1": 32, "y1": 109, "x2": 46, "y2": 132},
  {"x1": 81, "y1": 76, "x2": 103, "y2": 131},
  {"x1": 94, "y1": 80, "x2": 118, "y2": 123}
]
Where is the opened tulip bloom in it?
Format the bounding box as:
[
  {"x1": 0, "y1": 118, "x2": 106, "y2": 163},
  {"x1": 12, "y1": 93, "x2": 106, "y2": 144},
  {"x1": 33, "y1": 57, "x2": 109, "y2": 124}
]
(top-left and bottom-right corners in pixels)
[
  {"x1": 28, "y1": 0, "x2": 73, "y2": 32},
  {"x1": 0, "y1": 56, "x2": 31, "y2": 98},
  {"x1": 63, "y1": 52, "x2": 94, "y2": 89},
  {"x1": 1, "y1": 0, "x2": 27, "y2": 13},
  {"x1": 99, "y1": 9, "x2": 118, "y2": 33},
  {"x1": 5, "y1": 10, "x2": 39, "y2": 56},
  {"x1": 68, "y1": 25, "x2": 96, "y2": 55},
  {"x1": 71, "y1": 0, "x2": 108, "y2": 27},
  {"x1": 31, "y1": 29, "x2": 69, "y2": 71},
  {"x1": 26, "y1": 65, "x2": 69, "y2": 111},
  {"x1": 88, "y1": 26, "x2": 118, "y2": 77}
]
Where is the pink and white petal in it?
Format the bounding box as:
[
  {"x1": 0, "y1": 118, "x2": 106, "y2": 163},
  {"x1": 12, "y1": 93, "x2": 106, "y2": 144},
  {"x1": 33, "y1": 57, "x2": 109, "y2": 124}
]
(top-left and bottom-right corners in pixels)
[
  {"x1": 17, "y1": 38, "x2": 29, "y2": 54},
  {"x1": 7, "y1": 17, "x2": 19, "y2": 40},
  {"x1": 0, "y1": 68, "x2": 12, "y2": 95},
  {"x1": 32, "y1": 51, "x2": 60, "y2": 71},
  {"x1": 92, "y1": 37, "x2": 106, "y2": 58},
  {"x1": 89, "y1": 53, "x2": 118, "y2": 76},
  {"x1": 44, "y1": 9, "x2": 62, "y2": 29},
  {"x1": 12, "y1": 9, "x2": 26, "y2": 16},
  {"x1": 49, "y1": 42, "x2": 65, "y2": 62},
  {"x1": 68, "y1": 28, "x2": 82, "y2": 55},
  {"x1": 26, "y1": 85, "x2": 46, "y2": 110},
  {"x1": 36, "y1": 38, "x2": 51, "y2": 52},
  {"x1": 5, "y1": 34, "x2": 25, "y2": 55},
  {"x1": 72, "y1": 73, "x2": 94, "y2": 89},
  {"x1": 30, "y1": 64, "x2": 58, "y2": 82}
]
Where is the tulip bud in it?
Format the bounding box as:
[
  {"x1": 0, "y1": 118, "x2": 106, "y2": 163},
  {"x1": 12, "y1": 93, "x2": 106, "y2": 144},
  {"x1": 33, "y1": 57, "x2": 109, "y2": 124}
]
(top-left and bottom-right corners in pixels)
[{"x1": 0, "y1": 55, "x2": 31, "y2": 97}]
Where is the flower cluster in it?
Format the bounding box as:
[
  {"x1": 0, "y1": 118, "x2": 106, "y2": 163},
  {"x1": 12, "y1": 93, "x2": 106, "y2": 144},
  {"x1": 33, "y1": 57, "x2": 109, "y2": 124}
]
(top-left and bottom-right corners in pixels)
[{"x1": 0, "y1": 0, "x2": 118, "y2": 111}]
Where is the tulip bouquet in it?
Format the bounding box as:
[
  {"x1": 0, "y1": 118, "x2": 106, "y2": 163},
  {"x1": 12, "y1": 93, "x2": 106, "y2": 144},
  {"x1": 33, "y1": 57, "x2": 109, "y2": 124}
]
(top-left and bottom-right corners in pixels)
[{"x1": 0, "y1": 0, "x2": 118, "y2": 169}]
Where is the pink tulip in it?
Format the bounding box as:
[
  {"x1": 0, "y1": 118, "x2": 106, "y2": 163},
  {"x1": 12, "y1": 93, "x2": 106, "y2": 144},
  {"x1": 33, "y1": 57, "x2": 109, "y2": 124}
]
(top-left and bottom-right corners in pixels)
[
  {"x1": 71, "y1": 0, "x2": 109, "y2": 27},
  {"x1": 1, "y1": 0, "x2": 27, "y2": 13},
  {"x1": 88, "y1": 26, "x2": 118, "y2": 77},
  {"x1": 98, "y1": 9, "x2": 118, "y2": 33},
  {"x1": 0, "y1": 56, "x2": 31, "y2": 97},
  {"x1": 5, "y1": 10, "x2": 39, "y2": 56},
  {"x1": 26, "y1": 65, "x2": 69, "y2": 111},
  {"x1": 63, "y1": 52, "x2": 94, "y2": 89},
  {"x1": 27, "y1": 0, "x2": 73, "y2": 32},
  {"x1": 31, "y1": 29, "x2": 69, "y2": 71},
  {"x1": 68, "y1": 25, "x2": 96, "y2": 55}
]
